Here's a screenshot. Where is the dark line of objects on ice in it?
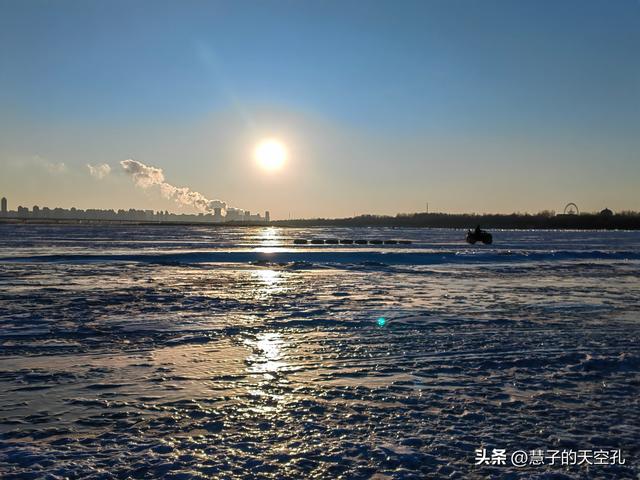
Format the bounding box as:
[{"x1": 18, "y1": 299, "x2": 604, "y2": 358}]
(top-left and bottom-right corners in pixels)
[{"x1": 293, "y1": 239, "x2": 412, "y2": 245}]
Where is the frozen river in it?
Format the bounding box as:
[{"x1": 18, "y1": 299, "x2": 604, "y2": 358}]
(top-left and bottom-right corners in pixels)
[{"x1": 0, "y1": 225, "x2": 639, "y2": 479}]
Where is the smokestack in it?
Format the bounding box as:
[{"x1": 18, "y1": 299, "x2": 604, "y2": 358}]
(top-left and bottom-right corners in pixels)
[
  {"x1": 1, "y1": 197, "x2": 7, "y2": 216},
  {"x1": 265, "y1": 211, "x2": 270, "y2": 222}
]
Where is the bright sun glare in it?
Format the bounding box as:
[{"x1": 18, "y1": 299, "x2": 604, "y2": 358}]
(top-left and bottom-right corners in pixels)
[{"x1": 255, "y1": 139, "x2": 287, "y2": 171}]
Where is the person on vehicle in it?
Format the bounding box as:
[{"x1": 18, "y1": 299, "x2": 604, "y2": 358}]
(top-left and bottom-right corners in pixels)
[{"x1": 474, "y1": 225, "x2": 482, "y2": 235}]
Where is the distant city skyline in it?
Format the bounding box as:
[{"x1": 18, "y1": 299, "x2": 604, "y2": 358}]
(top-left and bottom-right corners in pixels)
[
  {"x1": 0, "y1": 195, "x2": 270, "y2": 223},
  {"x1": 1, "y1": 1, "x2": 639, "y2": 218},
  {"x1": 0, "y1": 194, "x2": 627, "y2": 225}
]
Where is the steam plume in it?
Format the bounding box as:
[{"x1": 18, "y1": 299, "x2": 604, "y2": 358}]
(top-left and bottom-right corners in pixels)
[{"x1": 120, "y1": 159, "x2": 229, "y2": 212}]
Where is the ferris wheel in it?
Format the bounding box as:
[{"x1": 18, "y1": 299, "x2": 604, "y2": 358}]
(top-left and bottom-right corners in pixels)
[{"x1": 563, "y1": 203, "x2": 579, "y2": 215}]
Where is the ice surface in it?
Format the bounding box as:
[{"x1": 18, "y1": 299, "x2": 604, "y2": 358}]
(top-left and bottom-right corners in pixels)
[{"x1": 0, "y1": 225, "x2": 639, "y2": 478}]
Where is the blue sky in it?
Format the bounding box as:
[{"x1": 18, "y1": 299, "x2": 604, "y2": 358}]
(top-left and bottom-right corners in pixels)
[{"x1": 1, "y1": 0, "x2": 638, "y2": 217}]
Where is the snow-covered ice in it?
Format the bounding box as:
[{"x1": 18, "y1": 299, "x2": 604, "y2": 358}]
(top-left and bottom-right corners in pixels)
[{"x1": 0, "y1": 225, "x2": 639, "y2": 478}]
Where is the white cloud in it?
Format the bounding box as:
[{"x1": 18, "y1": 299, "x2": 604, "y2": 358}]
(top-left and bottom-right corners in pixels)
[
  {"x1": 31, "y1": 155, "x2": 67, "y2": 174},
  {"x1": 87, "y1": 163, "x2": 112, "y2": 179}
]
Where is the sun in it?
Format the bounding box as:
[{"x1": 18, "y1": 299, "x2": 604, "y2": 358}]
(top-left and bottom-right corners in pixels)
[{"x1": 255, "y1": 139, "x2": 287, "y2": 171}]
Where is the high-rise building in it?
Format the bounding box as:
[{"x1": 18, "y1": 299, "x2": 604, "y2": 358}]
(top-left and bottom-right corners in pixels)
[
  {"x1": 0, "y1": 197, "x2": 6, "y2": 216},
  {"x1": 265, "y1": 211, "x2": 270, "y2": 222},
  {"x1": 213, "y1": 207, "x2": 222, "y2": 222}
]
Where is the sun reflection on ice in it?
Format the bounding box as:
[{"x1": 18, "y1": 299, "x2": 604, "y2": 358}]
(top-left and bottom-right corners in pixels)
[
  {"x1": 256, "y1": 227, "x2": 279, "y2": 247},
  {"x1": 249, "y1": 332, "x2": 288, "y2": 377},
  {"x1": 251, "y1": 268, "x2": 287, "y2": 299},
  {"x1": 253, "y1": 227, "x2": 292, "y2": 253},
  {"x1": 245, "y1": 332, "x2": 290, "y2": 411},
  {"x1": 254, "y1": 268, "x2": 279, "y2": 285}
]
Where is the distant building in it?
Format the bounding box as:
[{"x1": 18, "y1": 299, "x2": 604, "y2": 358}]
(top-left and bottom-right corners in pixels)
[
  {"x1": 225, "y1": 209, "x2": 243, "y2": 222},
  {"x1": 265, "y1": 211, "x2": 270, "y2": 222},
  {"x1": 0, "y1": 199, "x2": 269, "y2": 224},
  {"x1": 213, "y1": 207, "x2": 222, "y2": 222},
  {"x1": 600, "y1": 208, "x2": 613, "y2": 218}
]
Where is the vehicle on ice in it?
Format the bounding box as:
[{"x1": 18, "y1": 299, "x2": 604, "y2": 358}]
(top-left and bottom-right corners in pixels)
[{"x1": 466, "y1": 226, "x2": 493, "y2": 245}]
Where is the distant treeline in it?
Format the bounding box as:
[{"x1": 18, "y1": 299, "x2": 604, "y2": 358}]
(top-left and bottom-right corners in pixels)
[{"x1": 272, "y1": 211, "x2": 640, "y2": 230}]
